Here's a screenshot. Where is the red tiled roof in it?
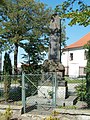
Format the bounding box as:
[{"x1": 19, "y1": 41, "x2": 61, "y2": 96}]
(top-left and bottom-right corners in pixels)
[{"x1": 65, "y1": 32, "x2": 90, "y2": 49}]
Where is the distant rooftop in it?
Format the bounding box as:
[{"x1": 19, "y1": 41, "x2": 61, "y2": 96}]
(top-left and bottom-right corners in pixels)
[{"x1": 65, "y1": 32, "x2": 90, "y2": 49}]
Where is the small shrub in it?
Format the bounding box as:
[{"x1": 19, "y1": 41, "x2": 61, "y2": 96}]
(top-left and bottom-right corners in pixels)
[
  {"x1": 4, "y1": 106, "x2": 13, "y2": 120},
  {"x1": 51, "y1": 110, "x2": 60, "y2": 116},
  {"x1": 75, "y1": 83, "x2": 87, "y2": 101},
  {"x1": 0, "y1": 113, "x2": 5, "y2": 120},
  {"x1": 43, "y1": 111, "x2": 59, "y2": 120},
  {"x1": 4, "y1": 74, "x2": 11, "y2": 102}
]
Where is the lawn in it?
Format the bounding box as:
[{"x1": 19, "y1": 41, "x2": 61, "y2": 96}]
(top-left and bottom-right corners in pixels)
[{"x1": 65, "y1": 77, "x2": 86, "y2": 84}]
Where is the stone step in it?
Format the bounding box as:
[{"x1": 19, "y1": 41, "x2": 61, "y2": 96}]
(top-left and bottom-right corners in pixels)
[
  {"x1": 56, "y1": 96, "x2": 78, "y2": 106},
  {"x1": 65, "y1": 96, "x2": 78, "y2": 106}
]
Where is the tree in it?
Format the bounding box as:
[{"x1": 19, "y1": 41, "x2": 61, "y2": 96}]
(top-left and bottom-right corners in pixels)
[
  {"x1": 55, "y1": 0, "x2": 90, "y2": 26},
  {"x1": 55, "y1": 0, "x2": 90, "y2": 107},
  {"x1": 3, "y1": 52, "x2": 12, "y2": 102},
  {"x1": 84, "y1": 42, "x2": 90, "y2": 107},
  {"x1": 0, "y1": 0, "x2": 5, "y2": 5},
  {"x1": 0, "y1": 0, "x2": 52, "y2": 74},
  {"x1": 21, "y1": 40, "x2": 45, "y2": 73},
  {"x1": 3, "y1": 53, "x2": 12, "y2": 75}
]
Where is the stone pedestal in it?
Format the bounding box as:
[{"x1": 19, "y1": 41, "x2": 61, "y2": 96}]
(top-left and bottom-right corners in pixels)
[
  {"x1": 40, "y1": 60, "x2": 68, "y2": 99},
  {"x1": 42, "y1": 60, "x2": 65, "y2": 76},
  {"x1": 38, "y1": 86, "x2": 68, "y2": 99}
]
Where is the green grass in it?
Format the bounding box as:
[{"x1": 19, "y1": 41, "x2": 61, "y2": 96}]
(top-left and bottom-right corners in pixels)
[{"x1": 65, "y1": 78, "x2": 86, "y2": 84}]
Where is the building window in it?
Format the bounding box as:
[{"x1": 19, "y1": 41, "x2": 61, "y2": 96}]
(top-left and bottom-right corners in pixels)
[
  {"x1": 84, "y1": 50, "x2": 88, "y2": 60},
  {"x1": 79, "y1": 67, "x2": 86, "y2": 76},
  {"x1": 70, "y1": 53, "x2": 73, "y2": 61}
]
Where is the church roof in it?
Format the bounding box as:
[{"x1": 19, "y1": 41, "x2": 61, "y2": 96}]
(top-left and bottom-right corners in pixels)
[{"x1": 65, "y1": 32, "x2": 90, "y2": 49}]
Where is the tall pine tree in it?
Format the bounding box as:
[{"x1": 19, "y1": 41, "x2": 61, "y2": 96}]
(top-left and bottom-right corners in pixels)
[{"x1": 3, "y1": 52, "x2": 12, "y2": 102}]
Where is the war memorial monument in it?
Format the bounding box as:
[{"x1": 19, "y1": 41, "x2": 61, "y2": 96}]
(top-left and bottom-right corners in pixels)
[{"x1": 38, "y1": 14, "x2": 68, "y2": 101}]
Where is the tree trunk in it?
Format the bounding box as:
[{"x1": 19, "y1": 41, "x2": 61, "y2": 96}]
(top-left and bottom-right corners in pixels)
[{"x1": 14, "y1": 43, "x2": 18, "y2": 75}]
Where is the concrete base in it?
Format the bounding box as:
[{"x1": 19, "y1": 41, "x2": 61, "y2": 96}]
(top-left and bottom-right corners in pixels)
[
  {"x1": 26, "y1": 95, "x2": 78, "y2": 107},
  {"x1": 38, "y1": 86, "x2": 67, "y2": 99}
]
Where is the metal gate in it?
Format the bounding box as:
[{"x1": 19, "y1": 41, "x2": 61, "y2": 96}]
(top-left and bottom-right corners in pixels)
[{"x1": 22, "y1": 72, "x2": 57, "y2": 113}]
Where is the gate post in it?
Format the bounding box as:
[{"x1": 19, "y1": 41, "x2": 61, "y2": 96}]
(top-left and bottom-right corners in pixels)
[
  {"x1": 22, "y1": 72, "x2": 26, "y2": 113},
  {"x1": 52, "y1": 72, "x2": 57, "y2": 108}
]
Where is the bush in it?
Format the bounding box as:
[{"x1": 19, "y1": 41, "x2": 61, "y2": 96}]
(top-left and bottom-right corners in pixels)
[
  {"x1": 9, "y1": 87, "x2": 22, "y2": 101},
  {"x1": 0, "y1": 106, "x2": 13, "y2": 120},
  {"x1": 75, "y1": 83, "x2": 87, "y2": 101},
  {"x1": 43, "y1": 111, "x2": 59, "y2": 120},
  {"x1": 4, "y1": 74, "x2": 11, "y2": 102},
  {"x1": 4, "y1": 106, "x2": 13, "y2": 120}
]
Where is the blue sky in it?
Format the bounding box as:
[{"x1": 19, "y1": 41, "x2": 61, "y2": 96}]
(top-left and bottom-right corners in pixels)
[{"x1": 2, "y1": 0, "x2": 90, "y2": 69}]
